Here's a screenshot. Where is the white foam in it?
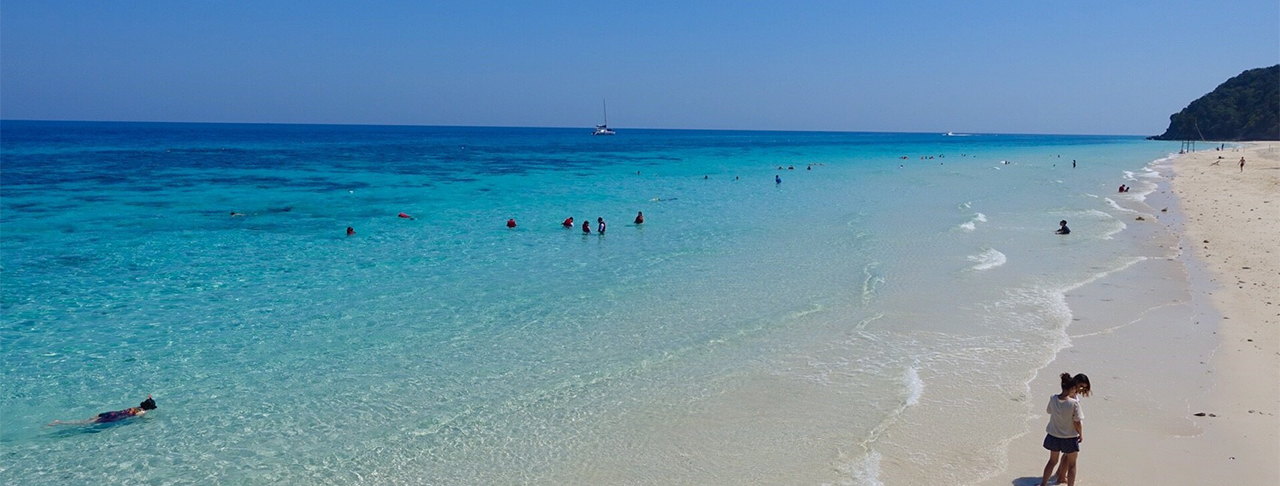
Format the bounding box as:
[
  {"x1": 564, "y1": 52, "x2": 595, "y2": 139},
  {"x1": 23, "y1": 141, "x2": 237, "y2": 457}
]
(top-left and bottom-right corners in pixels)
[
  {"x1": 904, "y1": 367, "x2": 923, "y2": 407},
  {"x1": 1100, "y1": 220, "x2": 1128, "y2": 240},
  {"x1": 1130, "y1": 180, "x2": 1157, "y2": 202},
  {"x1": 968, "y1": 248, "x2": 1006, "y2": 271},
  {"x1": 832, "y1": 450, "x2": 884, "y2": 486},
  {"x1": 1103, "y1": 197, "x2": 1152, "y2": 219},
  {"x1": 956, "y1": 213, "x2": 986, "y2": 232},
  {"x1": 1102, "y1": 198, "x2": 1133, "y2": 213}
]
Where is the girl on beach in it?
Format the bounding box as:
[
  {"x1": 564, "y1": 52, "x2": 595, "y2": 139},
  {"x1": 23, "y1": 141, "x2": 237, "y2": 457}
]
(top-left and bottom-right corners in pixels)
[{"x1": 1040, "y1": 373, "x2": 1091, "y2": 486}]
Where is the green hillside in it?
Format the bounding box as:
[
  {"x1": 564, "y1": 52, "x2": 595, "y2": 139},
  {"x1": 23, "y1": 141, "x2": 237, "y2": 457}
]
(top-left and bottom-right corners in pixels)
[{"x1": 1150, "y1": 65, "x2": 1279, "y2": 141}]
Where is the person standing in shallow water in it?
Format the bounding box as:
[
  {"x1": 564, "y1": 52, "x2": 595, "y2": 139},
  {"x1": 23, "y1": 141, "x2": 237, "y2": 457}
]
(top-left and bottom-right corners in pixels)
[
  {"x1": 1040, "y1": 373, "x2": 1091, "y2": 486},
  {"x1": 597, "y1": 217, "x2": 607, "y2": 235},
  {"x1": 582, "y1": 220, "x2": 591, "y2": 234},
  {"x1": 634, "y1": 212, "x2": 644, "y2": 224}
]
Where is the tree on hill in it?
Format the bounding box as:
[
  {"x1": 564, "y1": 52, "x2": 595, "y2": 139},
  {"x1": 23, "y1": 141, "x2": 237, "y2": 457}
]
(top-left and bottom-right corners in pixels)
[{"x1": 1150, "y1": 65, "x2": 1279, "y2": 141}]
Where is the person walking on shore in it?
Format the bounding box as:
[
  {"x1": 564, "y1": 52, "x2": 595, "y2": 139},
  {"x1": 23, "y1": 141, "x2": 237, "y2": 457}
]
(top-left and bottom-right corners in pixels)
[
  {"x1": 1240, "y1": 157, "x2": 1246, "y2": 172},
  {"x1": 1039, "y1": 373, "x2": 1091, "y2": 486}
]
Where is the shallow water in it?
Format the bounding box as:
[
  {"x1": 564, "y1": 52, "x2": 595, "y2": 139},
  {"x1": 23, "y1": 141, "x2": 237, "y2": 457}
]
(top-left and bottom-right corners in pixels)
[{"x1": 1, "y1": 122, "x2": 1179, "y2": 484}]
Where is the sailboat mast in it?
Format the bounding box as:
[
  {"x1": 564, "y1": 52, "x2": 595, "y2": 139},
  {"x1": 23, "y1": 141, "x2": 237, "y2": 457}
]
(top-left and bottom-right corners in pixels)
[{"x1": 602, "y1": 99, "x2": 608, "y2": 125}]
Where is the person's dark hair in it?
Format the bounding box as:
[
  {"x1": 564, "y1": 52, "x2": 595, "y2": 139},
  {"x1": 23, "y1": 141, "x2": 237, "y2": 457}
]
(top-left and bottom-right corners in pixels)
[
  {"x1": 1058, "y1": 373, "x2": 1092, "y2": 396},
  {"x1": 1073, "y1": 373, "x2": 1091, "y2": 397},
  {"x1": 1059, "y1": 372, "x2": 1075, "y2": 392},
  {"x1": 140, "y1": 397, "x2": 157, "y2": 410},
  {"x1": 1059, "y1": 220, "x2": 1068, "y2": 226}
]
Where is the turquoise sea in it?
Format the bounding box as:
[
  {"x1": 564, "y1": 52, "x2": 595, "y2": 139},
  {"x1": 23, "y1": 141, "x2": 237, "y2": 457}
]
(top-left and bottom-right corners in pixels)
[{"x1": 1, "y1": 121, "x2": 1178, "y2": 484}]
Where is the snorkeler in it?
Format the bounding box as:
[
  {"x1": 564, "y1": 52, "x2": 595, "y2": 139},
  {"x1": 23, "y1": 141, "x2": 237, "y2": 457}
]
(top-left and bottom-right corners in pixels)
[
  {"x1": 50, "y1": 396, "x2": 156, "y2": 425},
  {"x1": 398, "y1": 212, "x2": 415, "y2": 220}
]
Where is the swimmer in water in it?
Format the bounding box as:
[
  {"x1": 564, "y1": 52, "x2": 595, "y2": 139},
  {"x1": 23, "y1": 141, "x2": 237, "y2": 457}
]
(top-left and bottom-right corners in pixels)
[
  {"x1": 597, "y1": 217, "x2": 607, "y2": 235},
  {"x1": 563, "y1": 217, "x2": 574, "y2": 228},
  {"x1": 507, "y1": 218, "x2": 517, "y2": 228},
  {"x1": 634, "y1": 211, "x2": 644, "y2": 224},
  {"x1": 346, "y1": 227, "x2": 355, "y2": 236},
  {"x1": 1056, "y1": 220, "x2": 1071, "y2": 235},
  {"x1": 50, "y1": 396, "x2": 156, "y2": 425},
  {"x1": 398, "y1": 212, "x2": 415, "y2": 220},
  {"x1": 229, "y1": 212, "x2": 245, "y2": 217},
  {"x1": 582, "y1": 220, "x2": 591, "y2": 234}
]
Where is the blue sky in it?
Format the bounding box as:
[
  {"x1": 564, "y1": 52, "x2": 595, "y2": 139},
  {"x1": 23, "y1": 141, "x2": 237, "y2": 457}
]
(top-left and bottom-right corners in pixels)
[{"x1": 2, "y1": 1, "x2": 1276, "y2": 134}]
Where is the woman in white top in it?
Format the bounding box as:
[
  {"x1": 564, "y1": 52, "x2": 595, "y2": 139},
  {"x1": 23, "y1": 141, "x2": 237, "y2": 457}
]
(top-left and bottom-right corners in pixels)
[{"x1": 1040, "y1": 372, "x2": 1091, "y2": 486}]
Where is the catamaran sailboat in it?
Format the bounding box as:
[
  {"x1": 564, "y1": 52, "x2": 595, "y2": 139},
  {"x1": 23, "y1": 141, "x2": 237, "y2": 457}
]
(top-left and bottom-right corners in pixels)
[{"x1": 593, "y1": 100, "x2": 616, "y2": 136}]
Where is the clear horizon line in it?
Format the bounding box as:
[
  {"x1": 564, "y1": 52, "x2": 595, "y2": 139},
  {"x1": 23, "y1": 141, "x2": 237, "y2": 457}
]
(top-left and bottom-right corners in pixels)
[{"x1": 0, "y1": 118, "x2": 1157, "y2": 138}]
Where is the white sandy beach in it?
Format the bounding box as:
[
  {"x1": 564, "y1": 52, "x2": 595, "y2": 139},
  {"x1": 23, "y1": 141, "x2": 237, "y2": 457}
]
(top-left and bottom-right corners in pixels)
[{"x1": 983, "y1": 143, "x2": 1280, "y2": 486}]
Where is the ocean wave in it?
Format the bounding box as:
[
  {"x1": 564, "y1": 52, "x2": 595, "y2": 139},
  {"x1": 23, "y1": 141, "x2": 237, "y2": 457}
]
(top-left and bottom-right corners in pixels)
[
  {"x1": 1100, "y1": 220, "x2": 1127, "y2": 240},
  {"x1": 1103, "y1": 197, "x2": 1148, "y2": 216},
  {"x1": 956, "y1": 212, "x2": 986, "y2": 232},
  {"x1": 1070, "y1": 206, "x2": 1130, "y2": 239},
  {"x1": 968, "y1": 248, "x2": 1006, "y2": 270}
]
